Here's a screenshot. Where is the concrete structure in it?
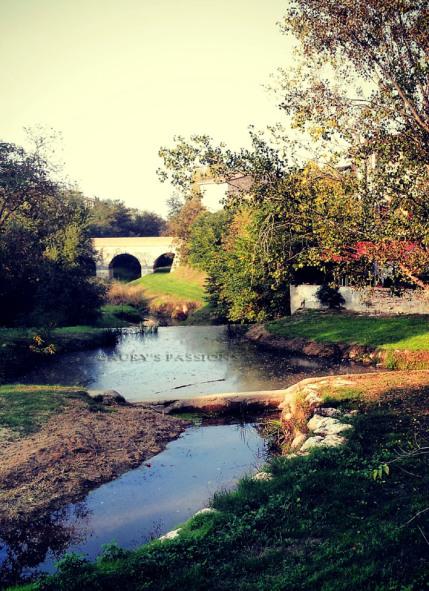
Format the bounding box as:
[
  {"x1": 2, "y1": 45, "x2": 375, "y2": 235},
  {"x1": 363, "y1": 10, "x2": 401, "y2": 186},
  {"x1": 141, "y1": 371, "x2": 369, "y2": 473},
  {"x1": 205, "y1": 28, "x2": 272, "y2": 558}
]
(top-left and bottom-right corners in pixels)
[
  {"x1": 93, "y1": 237, "x2": 177, "y2": 279},
  {"x1": 290, "y1": 284, "x2": 429, "y2": 315}
]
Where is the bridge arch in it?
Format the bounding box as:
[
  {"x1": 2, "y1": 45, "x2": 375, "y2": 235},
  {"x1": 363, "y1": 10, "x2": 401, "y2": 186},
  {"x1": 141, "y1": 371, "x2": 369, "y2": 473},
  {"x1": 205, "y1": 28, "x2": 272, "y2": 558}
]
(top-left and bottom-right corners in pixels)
[
  {"x1": 109, "y1": 253, "x2": 142, "y2": 281},
  {"x1": 153, "y1": 252, "x2": 175, "y2": 273}
]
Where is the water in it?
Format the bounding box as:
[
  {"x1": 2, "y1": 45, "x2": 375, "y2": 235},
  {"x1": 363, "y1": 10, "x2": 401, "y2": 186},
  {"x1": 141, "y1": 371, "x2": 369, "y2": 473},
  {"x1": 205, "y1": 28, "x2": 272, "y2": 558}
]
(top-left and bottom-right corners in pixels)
[
  {"x1": 19, "y1": 325, "x2": 368, "y2": 401},
  {"x1": 0, "y1": 422, "x2": 269, "y2": 585},
  {"x1": 2, "y1": 325, "x2": 377, "y2": 585}
]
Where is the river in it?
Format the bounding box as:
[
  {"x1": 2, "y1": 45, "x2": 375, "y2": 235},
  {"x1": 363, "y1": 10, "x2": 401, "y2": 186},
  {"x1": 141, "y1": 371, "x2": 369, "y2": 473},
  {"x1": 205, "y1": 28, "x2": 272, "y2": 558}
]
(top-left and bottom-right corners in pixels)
[
  {"x1": 20, "y1": 325, "x2": 368, "y2": 401},
  {"x1": 1, "y1": 325, "x2": 376, "y2": 586}
]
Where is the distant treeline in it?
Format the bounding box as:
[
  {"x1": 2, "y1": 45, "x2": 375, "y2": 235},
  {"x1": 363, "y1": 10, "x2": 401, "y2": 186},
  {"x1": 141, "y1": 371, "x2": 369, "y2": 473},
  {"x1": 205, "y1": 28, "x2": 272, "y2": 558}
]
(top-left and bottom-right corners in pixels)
[{"x1": 87, "y1": 197, "x2": 167, "y2": 237}]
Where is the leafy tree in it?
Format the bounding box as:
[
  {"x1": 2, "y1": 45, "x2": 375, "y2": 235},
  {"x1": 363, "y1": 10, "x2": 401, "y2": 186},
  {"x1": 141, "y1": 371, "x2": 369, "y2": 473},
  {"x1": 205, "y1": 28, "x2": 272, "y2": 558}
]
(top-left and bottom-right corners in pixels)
[
  {"x1": 165, "y1": 192, "x2": 206, "y2": 261},
  {"x1": 276, "y1": 0, "x2": 429, "y2": 286},
  {"x1": 0, "y1": 142, "x2": 57, "y2": 231},
  {"x1": 88, "y1": 197, "x2": 166, "y2": 237},
  {"x1": 0, "y1": 142, "x2": 104, "y2": 326}
]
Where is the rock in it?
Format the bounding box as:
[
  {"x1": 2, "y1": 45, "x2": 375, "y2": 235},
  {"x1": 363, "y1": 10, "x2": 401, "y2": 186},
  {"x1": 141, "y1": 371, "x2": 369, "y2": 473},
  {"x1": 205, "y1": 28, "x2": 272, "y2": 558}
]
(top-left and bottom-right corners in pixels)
[
  {"x1": 159, "y1": 528, "x2": 181, "y2": 541},
  {"x1": 344, "y1": 410, "x2": 359, "y2": 418},
  {"x1": 252, "y1": 471, "x2": 273, "y2": 481},
  {"x1": 93, "y1": 390, "x2": 128, "y2": 406},
  {"x1": 300, "y1": 436, "x2": 324, "y2": 451},
  {"x1": 290, "y1": 432, "x2": 307, "y2": 451},
  {"x1": 317, "y1": 407, "x2": 342, "y2": 418},
  {"x1": 246, "y1": 324, "x2": 270, "y2": 341},
  {"x1": 307, "y1": 414, "x2": 353, "y2": 436},
  {"x1": 302, "y1": 341, "x2": 340, "y2": 358},
  {"x1": 346, "y1": 345, "x2": 368, "y2": 360},
  {"x1": 300, "y1": 433, "x2": 346, "y2": 451},
  {"x1": 323, "y1": 434, "x2": 347, "y2": 447},
  {"x1": 194, "y1": 507, "x2": 217, "y2": 516}
]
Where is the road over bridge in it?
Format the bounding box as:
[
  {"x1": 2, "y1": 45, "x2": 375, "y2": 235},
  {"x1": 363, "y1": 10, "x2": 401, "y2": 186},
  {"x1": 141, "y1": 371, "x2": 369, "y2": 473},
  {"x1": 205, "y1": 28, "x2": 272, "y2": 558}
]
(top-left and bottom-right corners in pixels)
[{"x1": 93, "y1": 237, "x2": 177, "y2": 280}]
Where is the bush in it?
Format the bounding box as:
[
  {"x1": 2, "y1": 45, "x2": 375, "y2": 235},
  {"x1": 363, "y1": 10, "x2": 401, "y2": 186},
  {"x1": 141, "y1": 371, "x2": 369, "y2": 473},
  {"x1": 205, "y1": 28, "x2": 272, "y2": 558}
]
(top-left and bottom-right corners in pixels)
[{"x1": 316, "y1": 284, "x2": 345, "y2": 310}]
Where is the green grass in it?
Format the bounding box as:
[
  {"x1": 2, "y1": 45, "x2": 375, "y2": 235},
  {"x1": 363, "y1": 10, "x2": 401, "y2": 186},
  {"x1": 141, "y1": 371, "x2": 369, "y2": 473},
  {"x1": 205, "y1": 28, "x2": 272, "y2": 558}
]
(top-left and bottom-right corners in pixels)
[
  {"x1": 266, "y1": 311, "x2": 429, "y2": 350},
  {"x1": 96, "y1": 304, "x2": 144, "y2": 328},
  {"x1": 0, "y1": 385, "x2": 94, "y2": 439},
  {"x1": 131, "y1": 271, "x2": 206, "y2": 303},
  {"x1": 14, "y1": 381, "x2": 429, "y2": 591}
]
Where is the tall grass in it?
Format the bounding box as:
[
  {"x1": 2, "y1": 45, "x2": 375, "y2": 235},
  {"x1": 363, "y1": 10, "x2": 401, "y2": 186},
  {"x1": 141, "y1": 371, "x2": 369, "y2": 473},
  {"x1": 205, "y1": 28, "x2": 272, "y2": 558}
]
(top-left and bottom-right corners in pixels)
[{"x1": 107, "y1": 267, "x2": 207, "y2": 319}]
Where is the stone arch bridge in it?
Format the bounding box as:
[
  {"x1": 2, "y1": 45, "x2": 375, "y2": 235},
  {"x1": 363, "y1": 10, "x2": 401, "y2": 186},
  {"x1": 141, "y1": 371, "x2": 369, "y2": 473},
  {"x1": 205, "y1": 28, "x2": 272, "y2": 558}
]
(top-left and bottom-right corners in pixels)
[{"x1": 93, "y1": 237, "x2": 177, "y2": 279}]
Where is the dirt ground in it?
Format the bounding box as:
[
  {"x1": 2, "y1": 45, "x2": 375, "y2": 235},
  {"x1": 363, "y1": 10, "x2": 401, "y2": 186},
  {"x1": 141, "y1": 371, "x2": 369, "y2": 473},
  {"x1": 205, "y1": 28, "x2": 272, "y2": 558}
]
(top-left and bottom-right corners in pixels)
[{"x1": 0, "y1": 399, "x2": 188, "y2": 531}]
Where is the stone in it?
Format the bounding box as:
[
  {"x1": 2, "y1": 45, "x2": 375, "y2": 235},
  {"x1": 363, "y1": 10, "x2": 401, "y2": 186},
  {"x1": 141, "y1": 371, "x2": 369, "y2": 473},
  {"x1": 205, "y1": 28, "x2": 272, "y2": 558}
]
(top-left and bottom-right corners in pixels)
[
  {"x1": 300, "y1": 433, "x2": 346, "y2": 451},
  {"x1": 317, "y1": 407, "x2": 342, "y2": 418},
  {"x1": 194, "y1": 508, "x2": 217, "y2": 516},
  {"x1": 300, "y1": 436, "x2": 324, "y2": 451},
  {"x1": 159, "y1": 528, "x2": 181, "y2": 541},
  {"x1": 252, "y1": 471, "x2": 273, "y2": 481},
  {"x1": 290, "y1": 432, "x2": 307, "y2": 450},
  {"x1": 323, "y1": 434, "x2": 347, "y2": 447},
  {"x1": 307, "y1": 414, "x2": 353, "y2": 436},
  {"x1": 93, "y1": 390, "x2": 128, "y2": 406},
  {"x1": 302, "y1": 341, "x2": 339, "y2": 358}
]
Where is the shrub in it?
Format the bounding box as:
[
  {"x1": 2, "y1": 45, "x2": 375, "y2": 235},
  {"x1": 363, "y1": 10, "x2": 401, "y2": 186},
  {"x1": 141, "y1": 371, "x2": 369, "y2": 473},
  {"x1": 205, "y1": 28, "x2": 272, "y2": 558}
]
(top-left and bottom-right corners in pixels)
[{"x1": 316, "y1": 284, "x2": 345, "y2": 310}]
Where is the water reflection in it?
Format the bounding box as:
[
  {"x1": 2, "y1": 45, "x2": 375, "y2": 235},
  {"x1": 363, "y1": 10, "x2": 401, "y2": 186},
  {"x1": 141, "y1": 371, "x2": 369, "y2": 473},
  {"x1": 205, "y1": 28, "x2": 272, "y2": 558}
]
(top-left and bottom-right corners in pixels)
[
  {"x1": 0, "y1": 504, "x2": 89, "y2": 587},
  {"x1": 18, "y1": 326, "x2": 370, "y2": 401},
  {"x1": 0, "y1": 422, "x2": 269, "y2": 586}
]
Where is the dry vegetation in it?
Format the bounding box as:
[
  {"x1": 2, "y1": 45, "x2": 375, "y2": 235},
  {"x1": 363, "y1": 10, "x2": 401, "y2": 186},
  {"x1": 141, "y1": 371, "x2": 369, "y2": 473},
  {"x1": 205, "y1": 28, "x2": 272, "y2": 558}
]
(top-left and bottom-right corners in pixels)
[{"x1": 107, "y1": 267, "x2": 207, "y2": 320}]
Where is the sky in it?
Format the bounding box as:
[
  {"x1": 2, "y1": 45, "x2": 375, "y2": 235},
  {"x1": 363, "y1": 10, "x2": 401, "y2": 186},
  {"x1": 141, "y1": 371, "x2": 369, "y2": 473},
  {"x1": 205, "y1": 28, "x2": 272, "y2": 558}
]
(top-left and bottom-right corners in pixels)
[{"x1": 0, "y1": 0, "x2": 292, "y2": 216}]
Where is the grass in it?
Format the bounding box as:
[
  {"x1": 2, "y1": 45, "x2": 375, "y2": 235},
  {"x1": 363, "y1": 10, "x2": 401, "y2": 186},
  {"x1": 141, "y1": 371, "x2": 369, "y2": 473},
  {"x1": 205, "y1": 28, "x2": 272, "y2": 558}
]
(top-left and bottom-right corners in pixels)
[
  {"x1": 96, "y1": 304, "x2": 144, "y2": 328},
  {"x1": 266, "y1": 310, "x2": 429, "y2": 350},
  {"x1": 130, "y1": 267, "x2": 206, "y2": 303},
  {"x1": 107, "y1": 266, "x2": 212, "y2": 322},
  {"x1": 0, "y1": 384, "x2": 95, "y2": 440},
  {"x1": 13, "y1": 375, "x2": 429, "y2": 590}
]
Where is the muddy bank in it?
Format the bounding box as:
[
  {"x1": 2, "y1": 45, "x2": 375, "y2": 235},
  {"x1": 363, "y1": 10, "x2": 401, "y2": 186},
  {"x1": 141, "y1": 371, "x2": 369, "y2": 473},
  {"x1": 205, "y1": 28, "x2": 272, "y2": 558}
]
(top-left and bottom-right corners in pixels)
[
  {"x1": 246, "y1": 324, "x2": 377, "y2": 363},
  {"x1": 246, "y1": 323, "x2": 429, "y2": 369},
  {"x1": 0, "y1": 395, "x2": 187, "y2": 531}
]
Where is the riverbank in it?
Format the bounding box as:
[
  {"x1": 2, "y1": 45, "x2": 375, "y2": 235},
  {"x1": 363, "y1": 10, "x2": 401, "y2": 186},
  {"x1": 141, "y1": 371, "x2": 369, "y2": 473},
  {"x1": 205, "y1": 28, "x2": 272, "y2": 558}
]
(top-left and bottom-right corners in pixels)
[
  {"x1": 107, "y1": 267, "x2": 219, "y2": 324},
  {"x1": 0, "y1": 326, "x2": 118, "y2": 383},
  {"x1": 247, "y1": 311, "x2": 429, "y2": 369},
  {"x1": 0, "y1": 385, "x2": 187, "y2": 532},
  {"x1": 11, "y1": 369, "x2": 429, "y2": 591}
]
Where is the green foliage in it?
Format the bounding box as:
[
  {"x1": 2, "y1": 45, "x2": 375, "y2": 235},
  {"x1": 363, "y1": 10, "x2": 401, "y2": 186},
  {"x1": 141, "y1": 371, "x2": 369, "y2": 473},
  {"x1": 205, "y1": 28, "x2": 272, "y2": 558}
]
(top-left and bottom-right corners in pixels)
[
  {"x1": 97, "y1": 304, "x2": 144, "y2": 327},
  {"x1": 0, "y1": 143, "x2": 105, "y2": 327},
  {"x1": 316, "y1": 284, "x2": 345, "y2": 309},
  {"x1": 88, "y1": 197, "x2": 166, "y2": 237}
]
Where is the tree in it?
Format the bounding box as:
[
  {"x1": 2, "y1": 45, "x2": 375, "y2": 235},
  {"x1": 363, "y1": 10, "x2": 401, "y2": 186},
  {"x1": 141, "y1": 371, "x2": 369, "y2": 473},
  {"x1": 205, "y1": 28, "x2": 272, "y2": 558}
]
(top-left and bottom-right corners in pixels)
[
  {"x1": 88, "y1": 197, "x2": 166, "y2": 237},
  {"x1": 277, "y1": 0, "x2": 429, "y2": 288},
  {"x1": 0, "y1": 142, "x2": 104, "y2": 326},
  {"x1": 0, "y1": 142, "x2": 57, "y2": 231},
  {"x1": 165, "y1": 192, "x2": 206, "y2": 261},
  {"x1": 281, "y1": 0, "x2": 429, "y2": 155}
]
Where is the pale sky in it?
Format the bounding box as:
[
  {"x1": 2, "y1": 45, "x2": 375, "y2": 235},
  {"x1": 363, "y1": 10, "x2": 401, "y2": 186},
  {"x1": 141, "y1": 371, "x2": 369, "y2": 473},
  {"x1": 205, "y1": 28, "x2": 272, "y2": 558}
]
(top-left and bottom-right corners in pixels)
[{"x1": 0, "y1": 0, "x2": 292, "y2": 216}]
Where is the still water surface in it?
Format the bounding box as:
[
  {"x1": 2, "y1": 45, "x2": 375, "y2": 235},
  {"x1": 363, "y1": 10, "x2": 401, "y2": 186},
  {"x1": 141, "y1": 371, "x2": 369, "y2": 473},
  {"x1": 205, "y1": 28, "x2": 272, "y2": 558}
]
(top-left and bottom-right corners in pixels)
[
  {"x1": 2, "y1": 326, "x2": 376, "y2": 585},
  {"x1": 20, "y1": 325, "x2": 366, "y2": 401},
  {"x1": 0, "y1": 422, "x2": 268, "y2": 584}
]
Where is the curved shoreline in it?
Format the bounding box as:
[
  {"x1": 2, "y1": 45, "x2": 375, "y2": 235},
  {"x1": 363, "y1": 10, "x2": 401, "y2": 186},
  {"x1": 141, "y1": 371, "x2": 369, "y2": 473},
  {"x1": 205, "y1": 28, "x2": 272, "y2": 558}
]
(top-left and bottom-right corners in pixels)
[
  {"x1": 0, "y1": 395, "x2": 188, "y2": 532},
  {"x1": 246, "y1": 323, "x2": 429, "y2": 369}
]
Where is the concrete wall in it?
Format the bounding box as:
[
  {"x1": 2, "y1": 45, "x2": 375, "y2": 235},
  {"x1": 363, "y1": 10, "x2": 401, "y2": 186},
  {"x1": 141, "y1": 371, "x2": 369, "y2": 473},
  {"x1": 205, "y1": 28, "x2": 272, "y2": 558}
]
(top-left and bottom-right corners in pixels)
[
  {"x1": 93, "y1": 237, "x2": 177, "y2": 279},
  {"x1": 290, "y1": 284, "x2": 429, "y2": 315}
]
